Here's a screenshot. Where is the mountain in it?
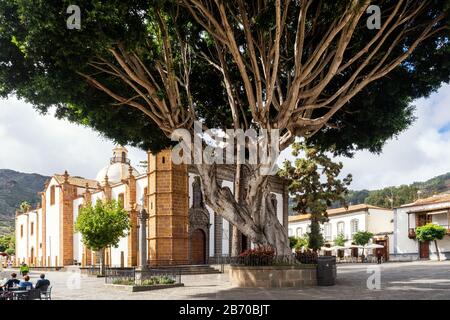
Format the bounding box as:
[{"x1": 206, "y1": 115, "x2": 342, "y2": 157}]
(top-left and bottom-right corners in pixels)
[
  {"x1": 0, "y1": 169, "x2": 49, "y2": 235},
  {"x1": 342, "y1": 172, "x2": 450, "y2": 209}
]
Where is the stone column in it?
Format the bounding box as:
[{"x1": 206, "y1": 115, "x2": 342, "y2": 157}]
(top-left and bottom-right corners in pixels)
[{"x1": 138, "y1": 208, "x2": 149, "y2": 270}]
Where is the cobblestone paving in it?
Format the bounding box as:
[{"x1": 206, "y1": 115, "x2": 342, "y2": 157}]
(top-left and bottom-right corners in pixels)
[{"x1": 2, "y1": 260, "x2": 450, "y2": 300}]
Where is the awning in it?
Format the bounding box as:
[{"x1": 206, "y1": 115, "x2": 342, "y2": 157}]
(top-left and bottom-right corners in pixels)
[{"x1": 407, "y1": 208, "x2": 450, "y2": 215}]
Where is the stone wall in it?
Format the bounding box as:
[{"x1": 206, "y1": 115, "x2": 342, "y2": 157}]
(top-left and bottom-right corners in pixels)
[{"x1": 230, "y1": 265, "x2": 317, "y2": 288}]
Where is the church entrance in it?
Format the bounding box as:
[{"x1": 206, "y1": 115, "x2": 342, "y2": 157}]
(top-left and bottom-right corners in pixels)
[{"x1": 191, "y1": 229, "x2": 206, "y2": 264}]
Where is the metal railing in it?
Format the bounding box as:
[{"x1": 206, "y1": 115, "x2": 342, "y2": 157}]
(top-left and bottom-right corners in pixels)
[{"x1": 105, "y1": 267, "x2": 182, "y2": 286}]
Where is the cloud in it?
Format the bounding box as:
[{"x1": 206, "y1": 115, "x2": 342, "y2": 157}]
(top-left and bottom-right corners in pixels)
[
  {"x1": 335, "y1": 83, "x2": 450, "y2": 190},
  {"x1": 0, "y1": 96, "x2": 147, "y2": 179}
]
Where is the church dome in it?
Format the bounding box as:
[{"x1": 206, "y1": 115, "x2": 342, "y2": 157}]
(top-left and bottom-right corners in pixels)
[{"x1": 95, "y1": 146, "x2": 140, "y2": 185}]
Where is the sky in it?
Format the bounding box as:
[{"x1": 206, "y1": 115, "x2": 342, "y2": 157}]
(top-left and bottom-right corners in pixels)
[{"x1": 0, "y1": 83, "x2": 450, "y2": 190}]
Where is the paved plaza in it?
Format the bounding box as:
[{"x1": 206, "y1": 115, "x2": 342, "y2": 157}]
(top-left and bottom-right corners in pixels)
[{"x1": 2, "y1": 261, "x2": 450, "y2": 300}]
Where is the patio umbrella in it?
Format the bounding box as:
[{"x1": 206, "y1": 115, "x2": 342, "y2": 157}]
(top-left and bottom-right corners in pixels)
[
  {"x1": 347, "y1": 245, "x2": 364, "y2": 249},
  {"x1": 364, "y1": 244, "x2": 384, "y2": 249}
]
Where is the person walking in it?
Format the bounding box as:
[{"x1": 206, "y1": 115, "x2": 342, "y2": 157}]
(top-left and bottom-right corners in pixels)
[{"x1": 376, "y1": 249, "x2": 383, "y2": 264}]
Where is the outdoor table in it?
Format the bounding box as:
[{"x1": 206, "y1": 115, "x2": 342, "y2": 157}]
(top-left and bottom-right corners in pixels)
[{"x1": 11, "y1": 290, "x2": 29, "y2": 300}]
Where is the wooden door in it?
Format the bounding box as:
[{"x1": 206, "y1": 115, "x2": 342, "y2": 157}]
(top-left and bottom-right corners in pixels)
[
  {"x1": 419, "y1": 241, "x2": 430, "y2": 259},
  {"x1": 375, "y1": 240, "x2": 388, "y2": 261},
  {"x1": 191, "y1": 229, "x2": 206, "y2": 264}
]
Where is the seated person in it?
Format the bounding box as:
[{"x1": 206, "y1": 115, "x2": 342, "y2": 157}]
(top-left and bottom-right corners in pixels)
[
  {"x1": 19, "y1": 275, "x2": 33, "y2": 290},
  {"x1": 35, "y1": 274, "x2": 50, "y2": 291},
  {"x1": 0, "y1": 273, "x2": 20, "y2": 290}
]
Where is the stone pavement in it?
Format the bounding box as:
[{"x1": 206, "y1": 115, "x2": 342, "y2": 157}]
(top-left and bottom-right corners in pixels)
[{"x1": 2, "y1": 260, "x2": 450, "y2": 299}]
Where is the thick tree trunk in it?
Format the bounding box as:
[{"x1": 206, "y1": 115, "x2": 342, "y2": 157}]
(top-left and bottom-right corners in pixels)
[
  {"x1": 99, "y1": 248, "x2": 105, "y2": 276},
  {"x1": 196, "y1": 163, "x2": 290, "y2": 256},
  {"x1": 231, "y1": 164, "x2": 242, "y2": 256}
]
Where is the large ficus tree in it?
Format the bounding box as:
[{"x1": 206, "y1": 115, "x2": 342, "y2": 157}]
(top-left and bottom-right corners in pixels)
[{"x1": 1, "y1": 1, "x2": 450, "y2": 254}]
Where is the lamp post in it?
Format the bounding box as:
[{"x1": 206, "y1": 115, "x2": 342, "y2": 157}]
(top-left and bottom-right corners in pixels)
[{"x1": 138, "y1": 206, "x2": 149, "y2": 270}]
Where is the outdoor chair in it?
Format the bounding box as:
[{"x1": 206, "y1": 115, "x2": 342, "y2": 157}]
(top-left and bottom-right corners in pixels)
[
  {"x1": 26, "y1": 289, "x2": 41, "y2": 300},
  {"x1": 41, "y1": 286, "x2": 52, "y2": 300}
]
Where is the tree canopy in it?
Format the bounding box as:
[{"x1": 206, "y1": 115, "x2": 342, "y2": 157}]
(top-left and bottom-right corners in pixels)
[
  {"x1": 0, "y1": 1, "x2": 449, "y2": 155},
  {"x1": 74, "y1": 200, "x2": 130, "y2": 252}
]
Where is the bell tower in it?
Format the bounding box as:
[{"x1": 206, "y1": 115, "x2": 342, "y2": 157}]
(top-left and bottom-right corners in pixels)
[{"x1": 147, "y1": 149, "x2": 189, "y2": 266}]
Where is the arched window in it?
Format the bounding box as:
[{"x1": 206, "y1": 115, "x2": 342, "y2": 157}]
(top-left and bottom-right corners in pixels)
[
  {"x1": 121, "y1": 152, "x2": 126, "y2": 163},
  {"x1": 50, "y1": 185, "x2": 56, "y2": 205},
  {"x1": 118, "y1": 193, "x2": 125, "y2": 206},
  {"x1": 337, "y1": 221, "x2": 345, "y2": 235},
  {"x1": 324, "y1": 223, "x2": 332, "y2": 241},
  {"x1": 351, "y1": 219, "x2": 359, "y2": 235},
  {"x1": 192, "y1": 177, "x2": 203, "y2": 208},
  {"x1": 143, "y1": 187, "x2": 148, "y2": 209},
  {"x1": 30, "y1": 222, "x2": 34, "y2": 236},
  {"x1": 296, "y1": 227, "x2": 303, "y2": 237},
  {"x1": 20, "y1": 225, "x2": 23, "y2": 238}
]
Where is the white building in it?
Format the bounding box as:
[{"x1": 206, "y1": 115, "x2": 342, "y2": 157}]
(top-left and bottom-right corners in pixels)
[
  {"x1": 393, "y1": 194, "x2": 450, "y2": 261},
  {"x1": 288, "y1": 204, "x2": 394, "y2": 260}
]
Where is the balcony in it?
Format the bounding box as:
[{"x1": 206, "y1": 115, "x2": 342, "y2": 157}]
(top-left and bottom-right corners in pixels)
[
  {"x1": 408, "y1": 225, "x2": 450, "y2": 239},
  {"x1": 110, "y1": 157, "x2": 131, "y2": 165}
]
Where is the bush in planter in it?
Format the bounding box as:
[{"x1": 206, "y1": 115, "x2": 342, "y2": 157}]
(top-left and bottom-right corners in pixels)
[
  {"x1": 238, "y1": 245, "x2": 275, "y2": 266},
  {"x1": 295, "y1": 249, "x2": 318, "y2": 264}
]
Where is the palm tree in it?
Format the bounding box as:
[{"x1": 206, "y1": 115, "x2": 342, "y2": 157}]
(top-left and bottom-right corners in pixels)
[{"x1": 19, "y1": 201, "x2": 31, "y2": 213}]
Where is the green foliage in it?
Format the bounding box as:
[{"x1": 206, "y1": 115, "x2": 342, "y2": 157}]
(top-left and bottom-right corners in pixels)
[
  {"x1": 307, "y1": 221, "x2": 324, "y2": 251},
  {"x1": 0, "y1": 1, "x2": 448, "y2": 157},
  {"x1": 142, "y1": 276, "x2": 175, "y2": 286},
  {"x1": 0, "y1": 233, "x2": 15, "y2": 254},
  {"x1": 364, "y1": 185, "x2": 419, "y2": 208},
  {"x1": 294, "y1": 236, "x2": 309, "y2": 251},
  {"x1": 352, "y1": 231, "x2": 374, "y2": 246},
  {"x1": 334, "y1": 233, "x2": 346, "y2": 247},
  {"x1": 416, "y1": 223, "x2": 447, "y2": 242},
  {"x1": 280, "y1": 142, "x2": 352, "y2": 251},
  {"x1": 288, "y1": 236, "x2": 298, "y2": 249},
  {"x1": 289, "y1": 235, "x2": 309, "y2": 250},
  {"x1": 74, "y1": 200, "x2": 130, "y2": 252},
  {"x1": 19, "y1": 201, "x2": 31, "y2": 213}
]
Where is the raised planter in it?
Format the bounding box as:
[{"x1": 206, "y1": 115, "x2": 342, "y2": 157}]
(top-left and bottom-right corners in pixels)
[
  {"x1": 229, "y1": 265, "x2": 317, "y2": 288},
  {"x1": 105, "y1": 283, "x2": 184, "y2": 292}
]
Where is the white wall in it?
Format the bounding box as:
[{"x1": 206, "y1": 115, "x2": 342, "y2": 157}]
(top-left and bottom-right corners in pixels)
[
  {"x1": 72, "y1": 197, "x2": 85, "y2": 264},
  {"x1": 289, "y1": 211, "x2": 367, "y2": 246},
  {"x1": 45, "y1": 178, "x2": 60, "y2": 266},
  {"x1": 15, "y1": 213, "x2": 28, "y2": 263},
  {"x1": 367, "y1": 209, "x2": 394, "y2": 234},
  {"x1": 136, "y1": 176, "x2": 148, "y2": 205}
]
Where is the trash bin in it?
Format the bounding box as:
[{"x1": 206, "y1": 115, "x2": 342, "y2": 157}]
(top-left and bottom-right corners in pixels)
[{"x1": 316, "y1": 256, "x2": 336, "y2": 286}]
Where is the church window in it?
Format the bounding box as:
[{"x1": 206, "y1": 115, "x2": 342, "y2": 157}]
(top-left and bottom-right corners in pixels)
[
  {"x1": 20, "y1": 225, "x2": 23, "y2": 238},
  {"x1": 118, "y1": 193, "x2": 125, "y2": 206},
  {"x1": 162, "y1": 156, "x2": 166, "y2": 164},
  {"x1": 50, "y1": 185, "x2": 55, "y2": 205},
  {"x1": 143, "y1": 187, "x2": 148, "y2": 208},
  {"x1": 30, "y1": 222, "x2": 34, "y2": 236},
  {"x1": 351, "y1": 219, "x2": 359, "y2": 235},
  {"x1": 192, "y1": 177, "x2": 203, "y2": 208},
  {"x1": 121, "y1": 152, "x2": 126, "y2": 163}
]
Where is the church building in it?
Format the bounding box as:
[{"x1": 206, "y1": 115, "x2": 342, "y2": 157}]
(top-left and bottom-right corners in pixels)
[{"x1": 15, "y1": 146, "x2": 288, "y2": 267}]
